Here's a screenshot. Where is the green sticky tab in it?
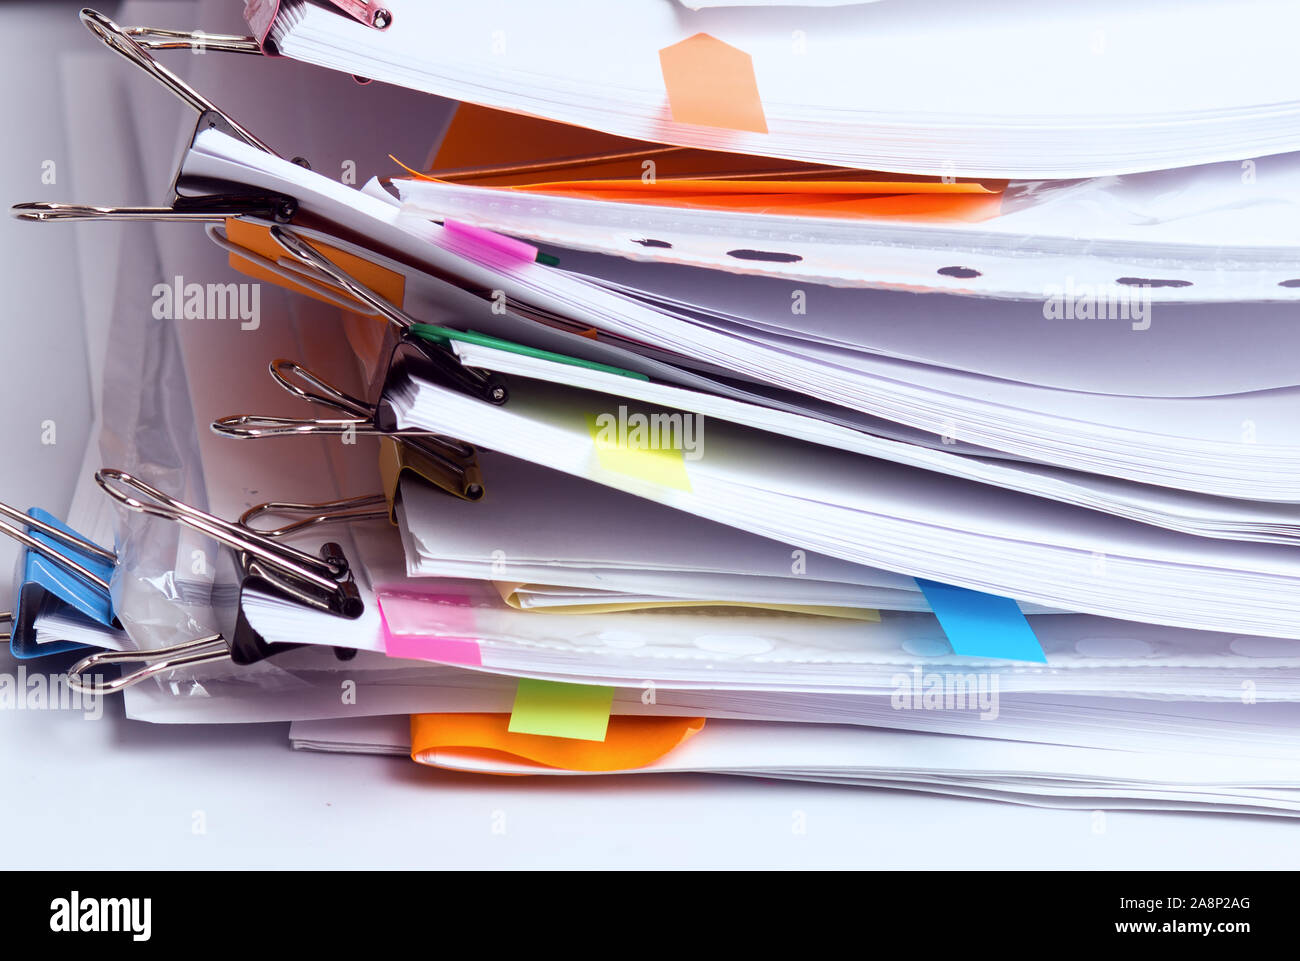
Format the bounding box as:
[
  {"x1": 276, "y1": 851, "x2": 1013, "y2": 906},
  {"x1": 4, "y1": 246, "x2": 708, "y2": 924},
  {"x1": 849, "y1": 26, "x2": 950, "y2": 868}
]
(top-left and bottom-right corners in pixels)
[
  {"x1": 409, "y1": 323, "x2": 649, "y2": 380},
  {"x1": 508, "y1": 678, "x2": 615, "y2": 742}
]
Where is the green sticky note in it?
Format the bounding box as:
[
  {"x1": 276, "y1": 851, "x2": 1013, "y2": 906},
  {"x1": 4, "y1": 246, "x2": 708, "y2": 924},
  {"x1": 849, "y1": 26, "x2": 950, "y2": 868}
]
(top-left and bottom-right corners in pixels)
[{"x1": 508, "y1": 679, "x2": 615, "y2": 742}]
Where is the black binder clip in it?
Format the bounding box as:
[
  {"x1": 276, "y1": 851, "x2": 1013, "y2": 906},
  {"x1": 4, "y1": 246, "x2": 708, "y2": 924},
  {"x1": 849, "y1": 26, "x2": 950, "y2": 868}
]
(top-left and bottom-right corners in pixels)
[
  {"x1": 95, "y1": 469, "x2": 364, "y2": 621},
  {"x1": 265, "y1": 224, "x2": 509, "y2": 404},
  {"x1": 206, "y1": 221, "x2": 516, "y2": 504},
  {"x1": 65, "y1": 470, "x2": 370, "y2": 694},
  {"x1": 11, "y1": 9, "x2": 297, "y2": 225},
  {"x1": 212, "y1": 353, "x2": 489, "y2": 504}
]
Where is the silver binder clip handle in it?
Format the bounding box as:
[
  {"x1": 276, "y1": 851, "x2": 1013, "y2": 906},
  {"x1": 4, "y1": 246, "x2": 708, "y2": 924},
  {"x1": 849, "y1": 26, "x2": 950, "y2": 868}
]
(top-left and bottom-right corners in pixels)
[
  {"x1": 80, "y1": 8, "x2": 277, "y2": 156},
  {"x1": 0, "y1": 501, "x2": 116, "y2": 563},
  {"x1": 268, "y1": 226, "x2": 416, "y2": 331},
  {"x1": 211, "y1": 414, "x2": 373, "y2": 439},
  {"x1": 11, "y1": 202, "x2": 229, "y2": 223},
  {"x1": 328, "y1": 1, "x2": 393, "y2": 30},
  {"x1": 66, "y1": 635, "x2": 230, "y2": 695},
  {"x1": 95, "y1": 469, "x2": 348, "y2": 595},
  {"x1": 0, "y1": 510, "x2": 113, "y2": 594},
  {"x1": 263, "y1": 360, "x2": 477, "y2": 456},
  {"x1": 205, "y1": 223, "x2": 383, "y2": 315},
  {"x1": 13, "y1": 195, "x2": 296, "y2": 224},
  {"x1": 122, "y1": 26, "x2": 263, "y2": 55},
  {"x1": 239, "y1": 495, "x2": 390, "y2": 538},
  {"x1": 269, "y1": 359, "x2": 376, "y2": 419}
]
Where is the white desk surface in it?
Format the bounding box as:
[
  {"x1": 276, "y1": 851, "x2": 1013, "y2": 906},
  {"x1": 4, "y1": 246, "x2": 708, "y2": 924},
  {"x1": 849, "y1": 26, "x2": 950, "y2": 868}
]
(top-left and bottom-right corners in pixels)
[
  {"x1": 1, "y1": 1, "x2": 1296, "y2": 871},
  {"x1": 7, "y1": 689, "x2": 1300, "y2": 871}
]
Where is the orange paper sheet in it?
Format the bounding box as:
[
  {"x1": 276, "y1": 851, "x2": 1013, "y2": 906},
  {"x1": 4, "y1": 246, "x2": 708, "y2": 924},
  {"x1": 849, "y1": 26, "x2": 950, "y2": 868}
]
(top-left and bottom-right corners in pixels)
[
  {"x1": 222, "y1": 219, "x2": 405, "y2": 375},
  {"x1": 223, "y1": 218, "x2": 407, "y2": 312},
  {"x1": 502, "y1": 185, "x2": 1003, "y2": 222},
  {"x1": 409, "y1": 104, "x2": 1004, "y2": 222},
  {"x1": 514, "y1": 179, "x2": 997, "y2": 196},
  {"x1": 409, "y1": 713, "x2": 706, "y2": 773}
]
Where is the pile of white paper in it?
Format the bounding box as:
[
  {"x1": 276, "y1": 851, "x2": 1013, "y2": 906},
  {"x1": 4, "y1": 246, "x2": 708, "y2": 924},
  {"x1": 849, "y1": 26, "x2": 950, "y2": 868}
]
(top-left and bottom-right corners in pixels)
[
  {"x1": 22, "y1": 0, "x2": 1300, "y2": 820},
  {"x1": 268, "y1": 0, "x2": 1300, "y2": 178}
]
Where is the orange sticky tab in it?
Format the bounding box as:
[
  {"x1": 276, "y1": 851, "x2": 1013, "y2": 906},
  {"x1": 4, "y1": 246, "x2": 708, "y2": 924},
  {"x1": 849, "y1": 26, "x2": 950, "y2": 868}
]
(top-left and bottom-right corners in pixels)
[
  {"x1": 409, "y1": 713, "x2": 706, "y2": 773},
  {"x1": 222, "y1": 218, "x2": 407, "y2": 312},
  {"x1": 659, "y1": 33, "x2": 768, "y2": 134}
]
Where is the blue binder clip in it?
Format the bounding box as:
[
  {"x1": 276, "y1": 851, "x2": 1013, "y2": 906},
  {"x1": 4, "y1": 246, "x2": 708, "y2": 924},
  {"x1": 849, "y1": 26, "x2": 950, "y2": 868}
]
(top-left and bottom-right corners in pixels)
[{"x1": 0, "y1": 503, "x2": 118, "y2": 659}]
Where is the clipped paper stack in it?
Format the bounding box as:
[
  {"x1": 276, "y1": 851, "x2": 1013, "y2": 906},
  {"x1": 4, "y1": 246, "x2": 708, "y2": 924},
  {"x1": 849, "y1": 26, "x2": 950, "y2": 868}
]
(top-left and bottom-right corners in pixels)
[{"x1": 7, "y1": 0, "x2": 1300, "y2": 817}]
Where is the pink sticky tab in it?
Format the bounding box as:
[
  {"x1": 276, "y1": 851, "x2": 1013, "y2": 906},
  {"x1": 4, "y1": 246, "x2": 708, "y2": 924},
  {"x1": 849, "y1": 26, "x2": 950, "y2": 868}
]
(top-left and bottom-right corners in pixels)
[
  {"x1": 378, "y1": 591, "x2": 483, "y2": 667},
  {"x1": 442, "y1": 220, "x2": 539, "y2": 267},
  {"x1": 384, "y1": 632, "x2": 482, "y2": 666}
]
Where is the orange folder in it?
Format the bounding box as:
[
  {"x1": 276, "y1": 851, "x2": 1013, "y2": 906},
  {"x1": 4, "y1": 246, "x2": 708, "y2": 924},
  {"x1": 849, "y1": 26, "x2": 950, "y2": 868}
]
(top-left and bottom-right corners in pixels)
[
  {"x1": 219, "y1": 218, "x2": 402, "y2": 374},
  {"x1": 410, "y1": 713, "x2": 706, "y2": 773},
  {"x1": 400, "y1": 103, "x2": 1004, "y2": 223}
]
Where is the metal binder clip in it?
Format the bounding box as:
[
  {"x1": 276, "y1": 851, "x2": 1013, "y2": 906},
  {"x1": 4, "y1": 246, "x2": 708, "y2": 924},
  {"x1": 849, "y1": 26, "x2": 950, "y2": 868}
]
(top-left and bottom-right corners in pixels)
[
  {"x1": 227, "y1": 496, "x2": 374, "y2": 663},
  {"x1": 238, "y1": 494, "x2": 390, "y2": 538},
  {"x1": 0, "y1": 502, "x2": 119, "y2": 658},
  {"x1": 121, "y1": 25, "x2": 264, "y2": 55},
  {"x1": 206, "y1": 219, "x2": 511, "y2": 407},
  {"x1": 95, "y1": 469, "x2": 363, "y2": 620},
  {"x1": 66, "y1": 636, "x2": 230, "y2": 696},
  {"x1": 212, "y1": 357, "x2": 488, "y2": 501},
  {"x1": 203, "y1": 222, "x2": 388, "y2": 317},
  {"x1": 11, "y1": 10, "x2": 297, "y2": 225},
  {"x1": 12, "y1": 194, "x2": 297, "y2": 225},
  {"x1": 375, "y1": 436, "x2": 478, "y2": 520},
  {"x1": 81, "y1": 9, "x2": 274, "y2": 154},
  {"x1": 0, "y1": 502, "x2": 114, "y2": 595},
  {"x1": 317, "y1": 1, "x2": 393, "y2": 29},
  {"x1": 267, "y1": 224, "x2": 508, "y2": 404},
  {"x1": 106, "y1": 0, "x2": 390, "y2": 65},
  {"x1": 60, "y1": 473, "x2": 371, "y2": 694}
]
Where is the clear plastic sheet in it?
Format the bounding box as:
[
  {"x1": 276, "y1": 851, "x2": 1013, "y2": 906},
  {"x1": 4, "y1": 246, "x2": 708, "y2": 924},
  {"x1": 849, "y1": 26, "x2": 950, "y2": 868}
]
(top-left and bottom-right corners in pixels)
[
  {"x1": 97, "y1": 219, "x2": 237, "y2": 653},
  {"x1": 396, "y1": 155, "x2": 1300, "y2": 299}
]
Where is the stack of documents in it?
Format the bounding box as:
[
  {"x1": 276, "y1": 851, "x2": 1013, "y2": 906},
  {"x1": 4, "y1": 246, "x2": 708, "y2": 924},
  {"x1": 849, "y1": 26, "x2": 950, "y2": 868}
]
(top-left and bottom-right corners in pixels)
[
  {"x1": 8, "y1": 0, "x2": 1300, "y2": 818},
  {"x1": 259, "y1": 0, "x2": 1300, "y2": 177},
  {"x1": 396, "y1": 104, "x2": 1300, "y2": 300}
]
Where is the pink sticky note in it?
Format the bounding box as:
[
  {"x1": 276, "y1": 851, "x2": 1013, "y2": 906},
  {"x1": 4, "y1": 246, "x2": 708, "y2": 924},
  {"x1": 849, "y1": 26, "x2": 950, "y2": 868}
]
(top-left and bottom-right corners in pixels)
[
  {"x1": 378, "y1": 591, "x2": 483, "y2": 667},
  {"x1": 384, "y1": 632, "x2": 482, "y2": 666},
  {"x1": 442, "y1": 220, "x2": 539, "y2": 267}
]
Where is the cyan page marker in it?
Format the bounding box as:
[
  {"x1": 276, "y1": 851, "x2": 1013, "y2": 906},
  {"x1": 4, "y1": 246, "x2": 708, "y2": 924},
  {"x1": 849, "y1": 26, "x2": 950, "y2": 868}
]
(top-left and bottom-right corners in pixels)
[{"x1": 915, "y1": 578, "x2": 1047, "y2": 663}]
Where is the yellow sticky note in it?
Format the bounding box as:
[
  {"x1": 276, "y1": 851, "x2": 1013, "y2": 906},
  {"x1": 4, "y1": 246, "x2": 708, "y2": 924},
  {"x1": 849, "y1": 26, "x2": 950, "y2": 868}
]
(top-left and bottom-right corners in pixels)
[
  {"x1": 586, "y1": 412, "x2": 693, "y2": 492},
  {"x1": 508, "y1": 679, "x2": 615, "y2": 742}
]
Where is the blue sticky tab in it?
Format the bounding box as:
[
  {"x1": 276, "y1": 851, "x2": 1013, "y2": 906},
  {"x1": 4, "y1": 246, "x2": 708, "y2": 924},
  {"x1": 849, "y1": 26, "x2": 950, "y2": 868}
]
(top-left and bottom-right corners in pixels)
[
  {"x1": 21, "y1": 508, "x2": 115, "y2": 626},
  {"x1": 915, "y1": 578, "x2": 1047, "y2": 663}
]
